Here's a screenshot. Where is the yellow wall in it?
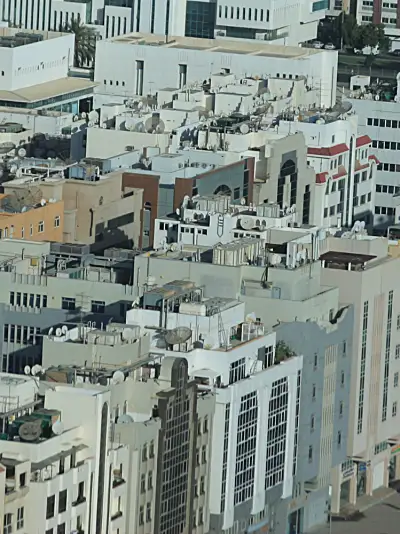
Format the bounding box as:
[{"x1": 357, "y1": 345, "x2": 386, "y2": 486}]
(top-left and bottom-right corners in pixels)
[{"x1": 0, "y1": 198, "x2": 64, "y2": 242}]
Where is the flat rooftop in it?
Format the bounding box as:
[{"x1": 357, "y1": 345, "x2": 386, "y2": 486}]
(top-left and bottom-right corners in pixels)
[
  {"x1": 0, "y1": 77, "x2": 97, "y2": 104},
  {"x1": 109, "y1": 32, "x2": 322, "y2": 59},
  {"x1": 0, "y1": 28, "x2": 68, "y2": 44}
]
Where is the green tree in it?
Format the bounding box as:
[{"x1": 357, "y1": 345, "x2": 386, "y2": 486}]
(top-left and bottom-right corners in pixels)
[
  {"x1": 351, "y1": 22, "x2": 389, "y2": 51},
  {"x1": 63, "y1": 19, "x2": 97, "y2": 67},
  {"x1": 342, "y1": 13, "x2": 358, "y2": 48}
]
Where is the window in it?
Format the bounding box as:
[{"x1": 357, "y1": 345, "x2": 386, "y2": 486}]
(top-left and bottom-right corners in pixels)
[
  {"x1": 339, "y1": 401, "x2": 344, "y2": 417},
  {"x1": 203, "y1": 416, "x2": 208, "y2": 433},
  {"x1": 140, "y1": 473, "x2": 146, "y2": 493},
  {"x1": 394, "y1": 372, "x2": 399, "y2": 388},
  {"x1": 149, "y1": 440, "x2": 154, "y2": 458},
  {"x1": 341, "y1": 371, "x2": 345, "y2": 386},
  {"x1": 38, "y1": 221, "x2": 44, "y2": 233},
  {"x1": 233, "y1": 186, "x2": 241, "y2": 200},
  {"x1": 77, "y1": 481, "x2": 84, "y2": 501},
  {"x1": 198, "y1": 507, "x2": 204, "y2": 525},
  {"x1": 61, "y1": 297, "x2": 75, "y2": 311},
  {"x1": 142, "y1": 444, "x2": 147, "y2": 461},
  {"x1": 146, "y1": 502, "x2": 151, "y2": 522},
  {"x1": 17, "y1": 507, "x2": 24, "y2": 529},
  {"x1": 19, "y1": 472, "x2": 26, "y2": 487},
  {"x1": 59, "y1": 489, "x2": 67, "y2": 513},
  {"x1": 9, "y1": 292, "x2": 14, "y2": 305},
  {"x1": 313, "y1": 353, "x2": 318, "y2": 369},
  {"x1": 46, "y1": 495, "x2": 55, "y2": 519},
  {"x1": 396, "y1": 344, "x2": 400, "y2": 359},
  {"x1": 54, "y1": 216, "x2": 60, "y2": 228},
  {"x1": 393, "y1": 401, "x2": 397, "y2": 417},
  {"x1": 308, "y1": 446, "x2": 313, "y2": 462},
  {"x1": 57, "y1": 524, "x2": 65, "y2": 534},
  {"x1": 42, "y1": 295, "x2": 47, "y2": 308},
  {"x1": 200, "y1": 475, "x2": 205, "y2": 494},
  {"x1": 310, "y1": 414, "x2": 315, "y2": 430},
  {"x1": 201, "y1": 445, "x2": 207, "y2": 463},
  {"x1": 337, "y1": 431, "x2": 342, "y2": 446},
  {"x1": 91, "y1": 300, "x2": 105, "y2": 313},
  {"x1": 312, "y1": 384, "x2": 316, "y2": 400},
  {"x1": 148, "y1": 471, "x2": 152, "y2": 490},
  {"x1": 139, "y1": 506, "x2": 144, "y2": 525},
  {"x1": 4, "y1": 514, "x2": 12, "y2": 534},
  {"x1": 29, "y1": 224, "x2": 33, "y2": 236},
  {"x1": 397, "y1": 314, "x2": 400, "y2": 330}
]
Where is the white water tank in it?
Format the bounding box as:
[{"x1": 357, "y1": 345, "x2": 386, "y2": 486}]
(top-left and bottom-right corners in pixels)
[{"x1": 179, "y1": 302, "x2": 207, "y2": 316}]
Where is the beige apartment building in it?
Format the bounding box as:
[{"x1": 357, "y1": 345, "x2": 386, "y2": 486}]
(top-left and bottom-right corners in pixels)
[
  {"x1": 3, "y1": 170, "x2": 143, "y2": 252},
  {"x1": 321, "y1": 235, "x2": 400, "y2": 512}
]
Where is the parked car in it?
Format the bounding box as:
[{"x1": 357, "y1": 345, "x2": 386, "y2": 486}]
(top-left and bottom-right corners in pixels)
[
  {"x1": 324, "y1": 42, "x2": 336, "y2": 50},
  {"x1": 312, "y1": 40, "x2": 324, "y2": 49}
]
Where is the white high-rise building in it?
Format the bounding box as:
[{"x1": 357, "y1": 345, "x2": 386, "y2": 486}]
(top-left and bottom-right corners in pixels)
[
  {"x1": 127, "y1": 281, "x2": 303, "y2": 534},
  {"x1": 0, "y1": 0, "x2": 324, "y2": 45}
]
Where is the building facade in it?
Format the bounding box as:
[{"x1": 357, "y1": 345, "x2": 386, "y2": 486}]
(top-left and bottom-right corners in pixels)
[{"x1": 0, "y1": 0, "x2": 323, "y2": 45}]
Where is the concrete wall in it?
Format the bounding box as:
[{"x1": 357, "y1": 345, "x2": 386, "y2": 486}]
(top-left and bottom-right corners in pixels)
[
  {"x1": 0, "y1": 31, "x2": 74, "y2": 91},
  {"x1": 275, "y1": 307, "x2": 354, "y2": 531}
]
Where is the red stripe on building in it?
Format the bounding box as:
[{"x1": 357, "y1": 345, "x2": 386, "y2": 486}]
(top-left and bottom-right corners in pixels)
[
  {"x1": 332, "y1": 165, "x2": 347, "y2": 180},
  {"x1": 356, "y1": 135, "x2": 372, "y2": 147},
  {"x1": 307, "y1": 143, "x2": 349, "y2": 157},
  {"x1": 369, "y1": 154, "x2": 380, "y2": 164},
  {"x1": 316, "y1": 172, "x2": 328, "y2": 184}
]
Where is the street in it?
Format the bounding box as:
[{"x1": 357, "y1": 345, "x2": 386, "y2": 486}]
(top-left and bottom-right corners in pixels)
[{"x1": 313, "y1": 492, "x2": 400, "y2": 534}]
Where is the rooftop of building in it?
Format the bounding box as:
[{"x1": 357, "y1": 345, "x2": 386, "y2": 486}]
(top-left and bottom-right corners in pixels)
[
  {"x1": 0, "y1": 29, "x2": 68, "y2": 48},
  {"x1": 347, "y1": 75, "x2": 399, "y2": 104},
  {"x1": 109, "y1": 32, "x2": 323, "y2": 59},
  {"x1": 0, "y1": 239, "x2": 139, "y2": 283},
  {"x1": 0, "y1": 77, "x2": 97, "y2": 104},
  {"x1": 0, "y1": 193, "x2": 61, "y2": 217}
]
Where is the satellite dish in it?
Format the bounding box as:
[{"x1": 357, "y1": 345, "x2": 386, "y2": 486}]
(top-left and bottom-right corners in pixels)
[
  {"x1": 270, "y1": 253, "x2": 282, "y2": 266},
  {"x1": 88, "y1": 110, "x2": 99, "y2": 123},
  {"x1": 145, "y1": 116, "x2": 166, "y2": 133},
  {"x1": 134, "y1": 122, "x2": 145, "y2": 132},
  {"x1": 165, "y1": 326, "x2": 192, "y2": 345},
  {"x1": 117, "y1": 414, "x2": 134, "y2": 424},
  {"x1": 31, "y1": 364, "x2": 43, "y2": 376},
  {"x1": 24, "y1": 365, "x2": 31, "y2": 375},
  {"x1": 125, "y1": 118, "x2": 136, "y2": 131},
  {"x1": 61, "y1": 325, "x2": 68, "y2": 334},
  {"x1": 18, "y1": 147, "x2": 26, "y2": 158},
  {"x1": 111, "y1": 370, "x2": 125, "y2": 385},
  {"x1": 52, "y1": 420, "x2": 64, "y2": 435},
  {"x1": 245, "y1": 312, "x2": 257, "y2": 323},
  {"x1": 18, "y1": 420, "x2": 42, "y2": 442},
  {"x1": 81, "y1": 112, "x2": 87, "y2": 119},
  {"x1": 240, "y1": 197, "x2": 246, "y2": 206},
  {"x1": 239, "y1": 123, "x2": 250, "y2": 134},
  {"x1": 88, "y1": 121, "x2": 94, "y2": 127},
  {"x1": 122, "y1": 328, "x2": 134, "y2": 341},
  {"x1": 48, "y1": 327, "x2": 54, "y2": 336},
  {"x1": 40, "y1": 199, "x2": 46, "y2": 206},
  {"x1": 239, "y1": 216, "x2": 255, "y2": 230},
  {"x1": 56, "y1": 328, "x2": 62, "y2": 337}
]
